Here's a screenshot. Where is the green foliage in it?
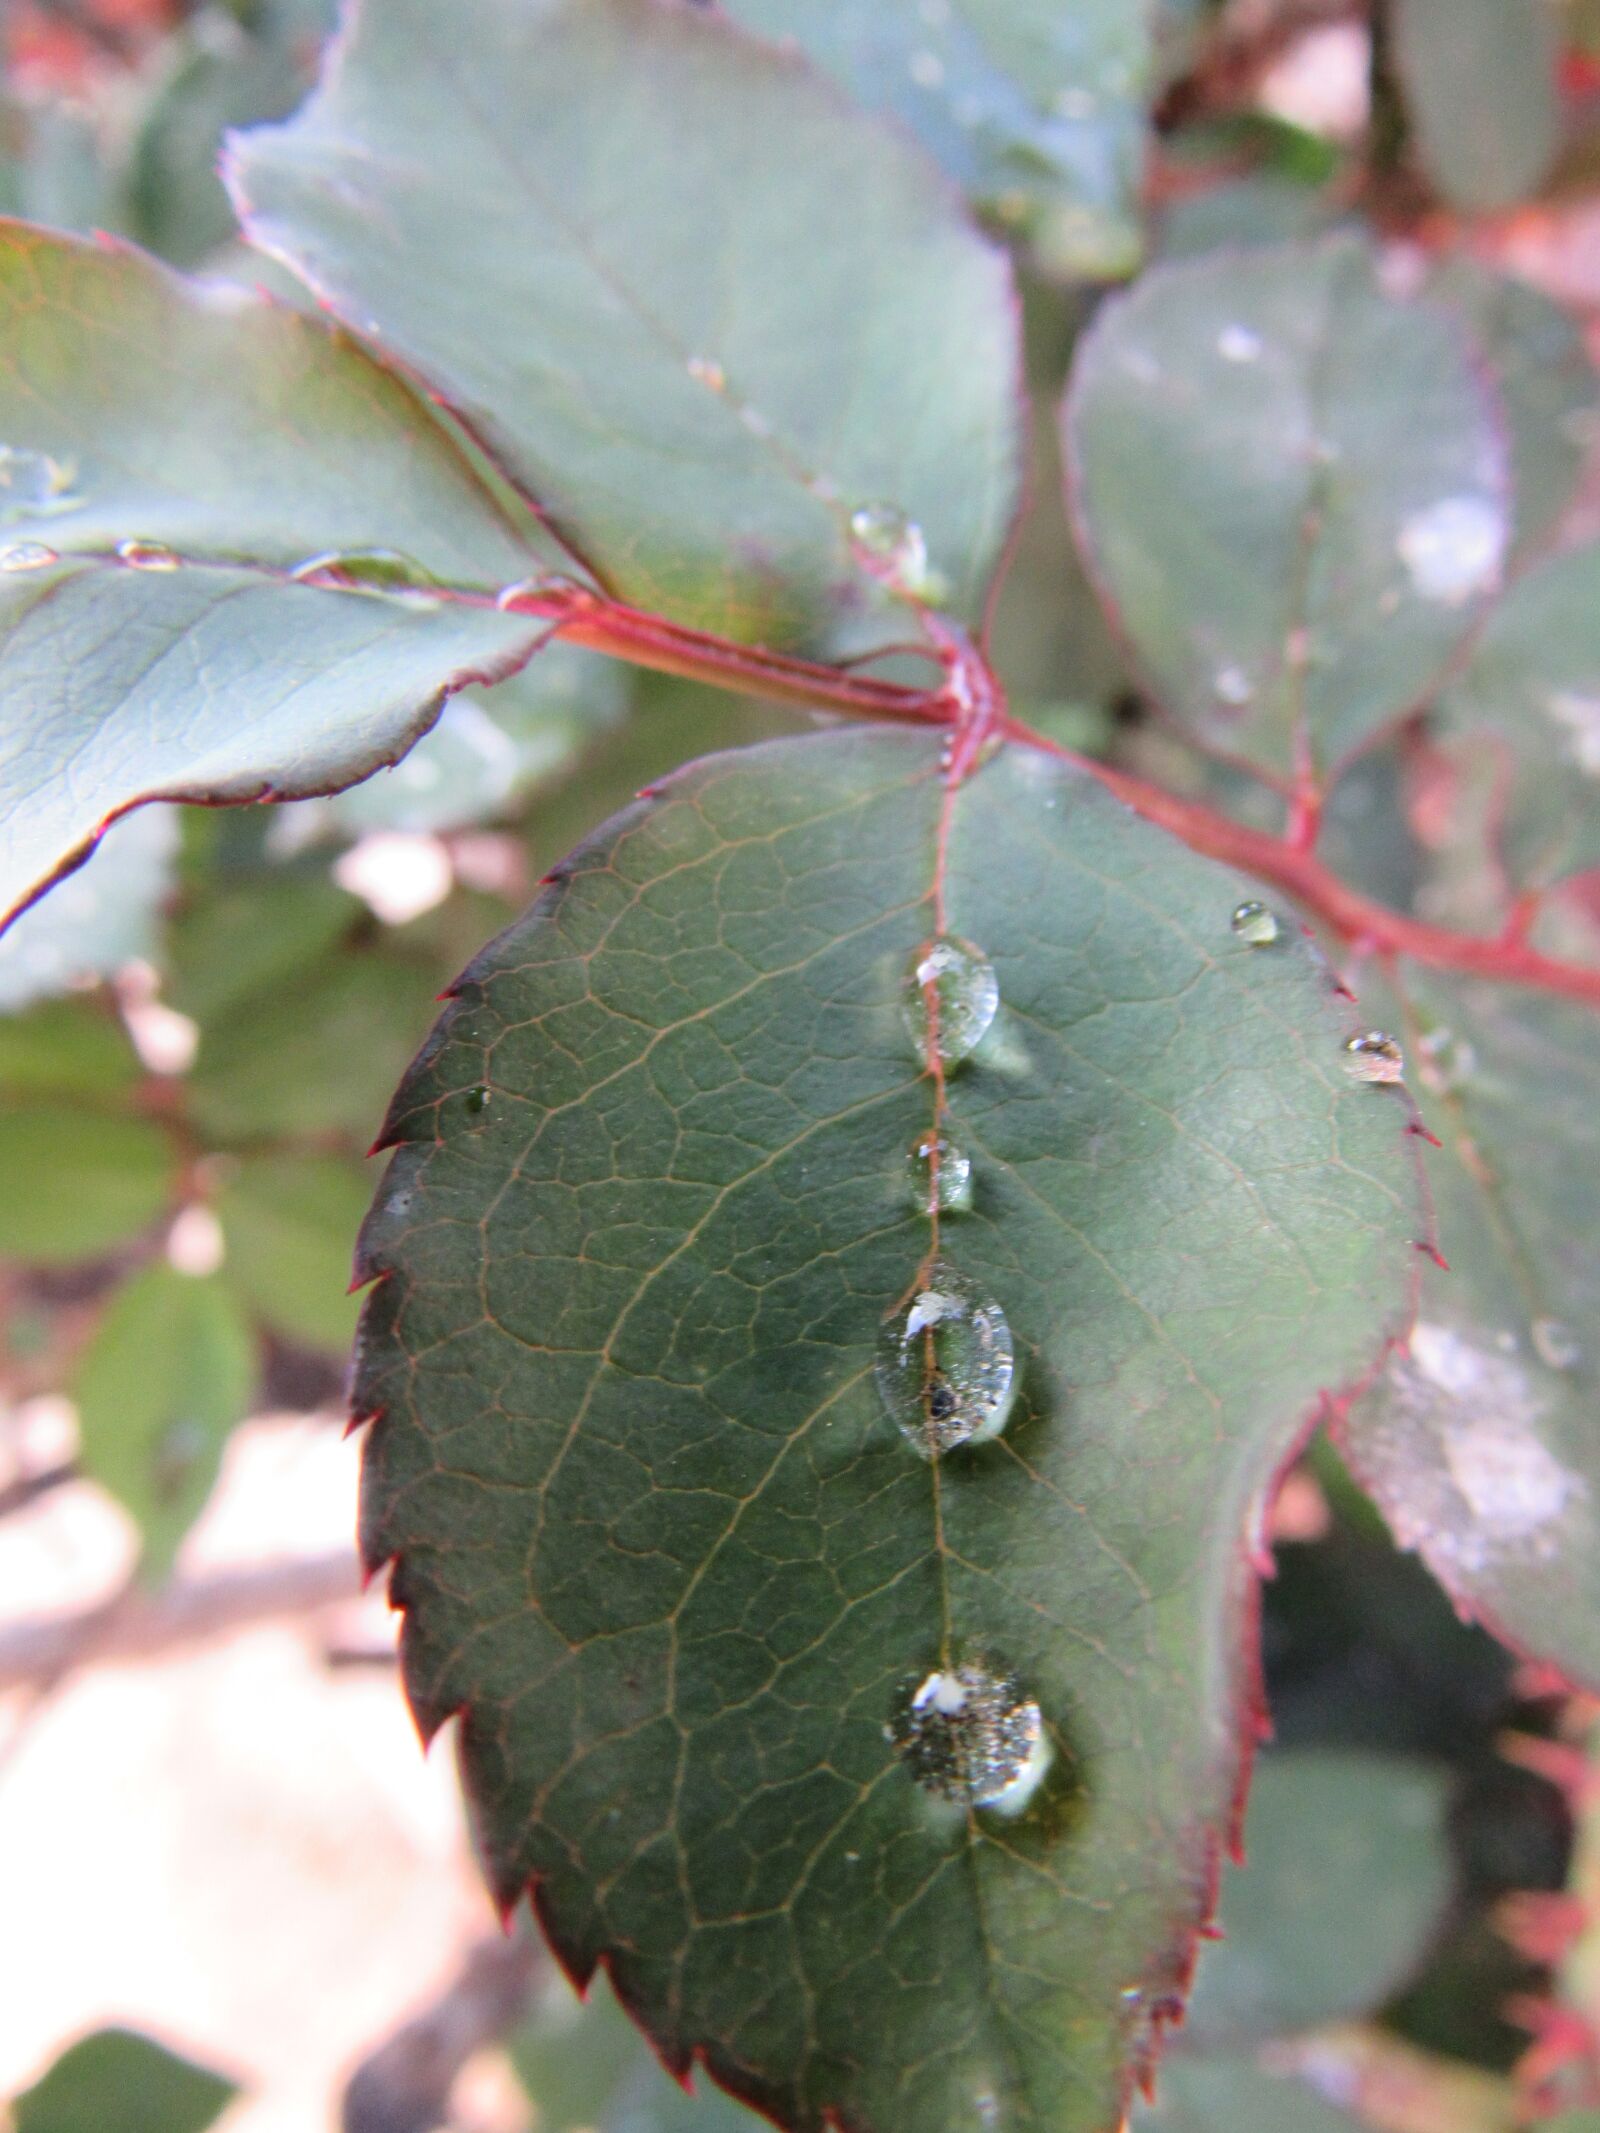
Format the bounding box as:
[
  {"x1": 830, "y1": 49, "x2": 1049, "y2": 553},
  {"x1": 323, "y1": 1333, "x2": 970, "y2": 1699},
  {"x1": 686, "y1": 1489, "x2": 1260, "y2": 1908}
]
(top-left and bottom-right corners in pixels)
[
  {"x1": 1391, "y1": 0, "x2": 1563, "y2": 214},
  {"x1": 0, "y1": 1103, "x2": 174, "y2": 1263},
  {"x1": 9, "y1": 2027, "x2": 236, "y2": 2133}
]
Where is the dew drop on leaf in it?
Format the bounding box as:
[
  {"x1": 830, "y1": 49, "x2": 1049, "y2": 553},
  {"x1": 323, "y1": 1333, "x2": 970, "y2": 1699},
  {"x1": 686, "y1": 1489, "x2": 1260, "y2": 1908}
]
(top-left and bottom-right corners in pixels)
[
  {"x1": 290, "y1": 547, "x2": 439, "y2": 602},
  {"x1": 1230, "y1": 899, "x2": 1280, "y2": 946},
  {"x1": 1395, "y1": 495, "x2": 1505, "y2": 607},
  {"x1": 1532, "y1": 1317, "x2": 1583, "y2": 1372},
  {"x1": 876, "y1": 1260, "x2": 1016, "y2": 1456},
  {"x1": 0, "y1": 539, "x2": 59, "y2": 572},
  {"x1": 115, "y1": 537, "x2": 180, "y2": 572},
  {"x1": 463, "y1": 1083, "x2": 492, "y2": 1122},
  {"x1": 1212, "y1": 664, "x2": 1253, "y2": 707},
  {"x1": 907, "y1": 1129, "x2": 974, "y2": 1216},
  {"x1": 1343, "y1": 1030, "x2": 1405, "y2": 1084},
  {"x1": 1216, "y1": 323, "x2": 1263, "y2": 363},
  {"x1": 904, "y1": 935, "x2": 999, "y2": 1068},
  {"x1": 848, "y1": 500, "x2": 941, "y2": 599},
  {"x1": 891, "y1": 1657, "x2": 1050, "y2": 1810}
]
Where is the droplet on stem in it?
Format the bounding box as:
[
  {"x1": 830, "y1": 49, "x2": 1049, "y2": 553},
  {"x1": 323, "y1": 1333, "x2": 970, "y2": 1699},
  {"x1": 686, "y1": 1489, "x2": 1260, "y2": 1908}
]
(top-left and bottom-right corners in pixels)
[
  {"x1": 1230, "y1": 899, "x2": 1280, "y2": 947},
  {"x1": 891, "y1": 1656, "x2": 1050, "y2": 1810},
  {"x1": 907, "y1": 1130, "x2": 974, "y2": 1216},
  {"x1": 903, "y1": 936, "x2": 999, "y2": 1068},
  {"x1": 290, "y1": 547, "x2": 439, "y2": 600},
  {"x1": 876, "y1": 1260, "x2": 1015, "y2": 1457},
  {"x1": 115, "y1": 537, "x2": 180, "y2": 572},
  {"x1": 848, "y1": 501, "x2": 942, "y2": 601},
  {"x1": 1343, "y1": 1031, "x2": 1405, "y2": 1084}
]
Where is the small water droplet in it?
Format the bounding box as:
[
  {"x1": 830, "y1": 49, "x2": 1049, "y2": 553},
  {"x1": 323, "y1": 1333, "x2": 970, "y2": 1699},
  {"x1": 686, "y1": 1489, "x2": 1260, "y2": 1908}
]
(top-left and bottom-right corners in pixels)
[
  {"x1": 907, "y1": 1130, "x2": 974, "y2": 1216},
  {"x1": 849, "y1": 501, "x2": 942, "y2": 600},
  {"x1": 1343, "y1": 1030, "x2": 1405, "y2": 1084},
  {"x1": 0, "y1": 539, "x2": 58, "y2": 572},
  {"x1": 891, "y1": 1657, "x2": 1049, "y2": 1809},
  {"x1": 290, "y1": 547, "x2": 439, "y2": 600},
  {"x1": 686, "y1": 354, "x2": 726, "y2": 391},
  {"x1": 464, "y1": 1083, "x2": 492, "y2": 1121},
  {"x1": 115, "y1": 537, "x2": 179, "y2": 572},
  {"x1": 1213, "y1": 664, "x2": 1253, "y2": 707},
  {"x1": 1231, "y1": 899, "x2": 1280, "y2": 947},
  {"x1": 904, "y1": 935, "x2": 999, "y2": 1068},
  {"x1": 1217, "y1": 323, "x2": 1263, "y2": 363},
  {"x1": 1396, "y1": 496, "x2": 1505, "y2": 607},
  {"x1": 908, "y1": 47, "x2": 945, "y2": 89},
  {"x1": 1532, "y1": 1318, "x2": 1582, "y2": 1372},
  {"x1": 877, "y1": 1260, "x2": 1016, "y2": 1457}
]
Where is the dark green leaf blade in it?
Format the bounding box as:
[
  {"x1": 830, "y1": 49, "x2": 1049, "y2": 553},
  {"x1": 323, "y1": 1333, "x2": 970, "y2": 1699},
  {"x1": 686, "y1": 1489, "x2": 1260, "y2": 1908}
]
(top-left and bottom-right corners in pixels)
[
  {"x1": 229, "y1": 0, "x2": 1021, "y2": 646},
  {"x1": 1392, "y1": 0, "x2": 1562, "y2": 214},
  {"x1": 11, "y1": 2027, "x2": 237, "y2": 2133},
  {"x1": 717, "y1": 0, "x2": 1151, "y2": 279},
  {"x1": 0, "y1": 221, "x2": 559, "y2": 924},
  {"x1": 355, "y1": 728, "x2": 1421, "y2": 2133},
  {"x1": 1063, "y1": 235, "x2": 1509, "y2": 778},
  {"x1": 1342, "y1": 970, "x2": 1600, "y2": 1690}
]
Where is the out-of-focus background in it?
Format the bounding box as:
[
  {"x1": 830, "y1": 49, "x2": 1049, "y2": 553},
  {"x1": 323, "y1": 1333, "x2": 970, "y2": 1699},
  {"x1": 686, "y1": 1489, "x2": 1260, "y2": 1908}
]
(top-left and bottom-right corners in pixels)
[{"x1": 3, "y1": 1, "x2": 1600, "y2": 2128}]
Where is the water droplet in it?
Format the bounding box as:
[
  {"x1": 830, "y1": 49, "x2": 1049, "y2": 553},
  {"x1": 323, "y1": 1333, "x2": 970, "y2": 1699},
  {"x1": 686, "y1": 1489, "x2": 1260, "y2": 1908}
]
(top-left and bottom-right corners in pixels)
[
  {"x1": 891, "y1": 1657, "x2": 1050, "y2": 1809},
  {"x1": 877, "y1": 1261, "x2": 1016, "y2": 1457},
  {"x1": 908, "y1": 47, "x2": 945, "y2": 89},
  {"x1": 0, "y1": 539, "x2": 58, "y2": 572},
  {"x1": 686, "y1": 354, "x2": 726, "y2": 391},
  {"x1": 464, "y1": 1083, "x2": 491, "y2": 1121},
  {"x1": 0, "y1": 444, "x2": 76, "y2": 516},
  {"x1": 1217, "y1": 323, "x2": 1263, "y2": 363},
  {"x1": 290, "y1": 547, "x2": 439, "y2": 600},
  {"x1": 1230, "y1": 899, "x2": 1280, "y2": 947},
  {"x1": 904, "y1": 935, "x2": 999, "y2": 1068},
  {"x1": 115, "y1": 537, "x2": 179, "y2": 572},
  {"x1": 1395, "y1": 496, "x2": 1505, "y2": 607},
  {"x1": 1532, "y1": 1318, "x2": 1582, "y2": 1372},
  {"x1": 1343, "y1": 1030, "x2": 1404, "y2": 1084},
  {"x1": 1213, "y1": 664, "x2": 1253, "y2": 707},
  {"x1": 849, "y1": 501, "x2": 941, "y2": 600},
  {"x1": 907, "y1": 1130, "x2": 974, "y2": 1216}
]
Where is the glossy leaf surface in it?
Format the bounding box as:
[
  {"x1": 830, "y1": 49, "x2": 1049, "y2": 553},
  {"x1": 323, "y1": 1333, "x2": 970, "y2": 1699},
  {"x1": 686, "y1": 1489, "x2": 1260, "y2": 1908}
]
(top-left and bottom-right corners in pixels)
[
  {"x1": 356, "y1": 729, "x2": 1421, "y2": 2133},
  {"x1": 230, "y1": 0, "x2": 1021, "y2": 645}
]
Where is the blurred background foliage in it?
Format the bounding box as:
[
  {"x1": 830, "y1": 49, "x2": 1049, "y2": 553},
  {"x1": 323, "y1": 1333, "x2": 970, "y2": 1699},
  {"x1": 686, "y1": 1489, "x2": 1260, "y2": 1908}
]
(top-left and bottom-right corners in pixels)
[{"x1": 4, "y1": 0, "x2": 1600, "y2": 2128}]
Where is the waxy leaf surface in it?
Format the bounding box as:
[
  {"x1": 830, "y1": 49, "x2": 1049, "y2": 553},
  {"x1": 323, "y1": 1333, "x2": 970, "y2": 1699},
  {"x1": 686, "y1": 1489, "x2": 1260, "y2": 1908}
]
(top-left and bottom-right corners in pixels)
[
  {"x1": 1343, "y1": 970, "x2": 1600, "y2": 1691},
  {"x1": 1063, "y1": 236, "x2": 1507, "y2": 779},
  {"x1": 355, "y1": 729, "x2": 1420, "y2": 2133},
  {"x1": 0, "y1": 223, "x2": 557, "y2": 925},
  {"x1": 230, "y1": 0, "x2": 1020, "y2": 646}
]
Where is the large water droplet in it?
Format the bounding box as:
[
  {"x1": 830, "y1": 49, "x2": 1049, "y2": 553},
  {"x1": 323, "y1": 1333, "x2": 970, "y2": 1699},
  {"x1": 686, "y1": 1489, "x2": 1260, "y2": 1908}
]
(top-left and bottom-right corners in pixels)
[
  {"x1": 1343, "y1": 1030, "x2": 1405, "y2": 1084},
  {"x1": 290, "y1": 547, "x2": 439, "y2": 601},
  {"x1": 1230, "y1": 899, "x2": 1280, "y2": 947},
  {"x1": 1532, "y1": 1317, "x2": 1582, "y2": 1372},
  {"x1": 0, "y1": 539, "x2": 58, "y2": 572},
  {"x1": 877, "y1": 1260, "x2": 1015, "y2": 1457},
  {"x1": 849, "y1": 501, "x2": 942, "y2": 600},
  {"x1": 892, "y1": 1657, "x2": 1050, "y2": 1810},
  {"x1": 907, "y1": 1129, "x2": 974, "y2": 1216},
  {"x1": 115, "y1": 537, "x2": 179, "y2": 572},
  {"x1": 1396, "y1": 496, "x2": 1505, "y2": 607},
  {"x1": 904, "y1": 935, "x2": 999, "y2": 1068}
]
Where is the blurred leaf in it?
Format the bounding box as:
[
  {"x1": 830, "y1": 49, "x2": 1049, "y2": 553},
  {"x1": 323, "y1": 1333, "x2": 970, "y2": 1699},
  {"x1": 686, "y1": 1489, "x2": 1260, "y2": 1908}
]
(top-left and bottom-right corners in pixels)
[
  {"x1": 1393, "y1": 0, "x2": 1562, "y2": 213},
  {"x1": 0, "y1": 221, "x2": 563, "y2": 928},
  {"x1": 1156, "y1": 173, "x2": 1339, "y2": 261},
  {"x1": 1342, "y1": 971, "x2": 1600, "y2": 1692},
  {"x1": 1183, "y1": 1750, "x2": 1453, "y2": 2050},
  {"x1": 10, "y1": 2026, "x2": 236, "y2": 2133},
  {"x1": 0, "y1": 1104, "x2": 173, "y2": 1263},
  {"x1": 0, "y1": 997, "x2": 143, "y2": 1098},
  {"x1": 166, "y1": 871, "x2": 361, "y2": 1023},
  {"x1": 217, "y1": 1150, "x2": 371, "y2": 1350},
  {"x1": 510, "y1": 1968, "x2": 763, "y2": 2131},
  {"x1": 0, "y1": 806, "x2": 177, "y2": 1013},
  {"x1": 73, "y1": 1261, "x2": 256, "y2": 1578},
  {"x1": 1064, "y1": 235, "x2": 1508, "y2": 778},
  {"x1": 717, "y1": 0, "x2": 1152, "y2": 279},
  {"x1": 230, "y1": 0, "x2": 1021, "y2": 646},
  {"x1": 1134, "y1": 2055, "x2": 1367, "y2": 2131},
  {"x1": 355, "y1": 728, "x2": 1421, "y2": 2133},
  {"x1": 0, "y1": 94, "x2": 123, "y2": 236}
]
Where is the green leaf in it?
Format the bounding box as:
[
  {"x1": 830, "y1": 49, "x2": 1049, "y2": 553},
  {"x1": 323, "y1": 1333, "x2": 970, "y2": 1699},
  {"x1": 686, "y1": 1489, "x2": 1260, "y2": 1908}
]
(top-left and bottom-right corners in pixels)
[
  {"x1": 0, "y1": 220, "x2": 561, "y2": 927},
  {"x1": 166, "y1": 871, "x2": 362, "y2": 1024},
  {"x1": 218, "y1": 1150, "x2": 372, "y2": 1351},
  {"x1": 511, "y1": 1967, "x2": 764, "y2": 2132},
  {"x1": 73, "y1": 1261, "x2": 256, "y2": 1577},
  {"x1": 1063, "y1": 235, "x2": 1508, "y2": 779},
  {"x1": 1392, "y1": 0, "x2": 1562, "y2": 214},
  {"x1": 1183, "y1": 1750, "x2": 1452, "y2": 2049},
  {"x1": 716, "y1": 0, "x2": 1151, "y2": 279},
  {"x1": 355, "y1": 728, "x2": 1421, "y2": 2133},
  {"x1": 0, "y1": 1104, "x2": 174, "y2": 1263},
  {"x1": 0, "y1": 805, "x2": 177, "y2": 1012},
  {"x1": 1134, "y1": 2055, "x2": 1366, "y2": 2131},
  {"x1": 0, "y1": 997, "x2": 143, "y2": 1098},
  {"x1": 1433, "y1": 542, "x2": 1600, "y2": 891},
  {"x1": 10, "y1": 2027, "x2": 237, "y2": 2133},
  {"x1": 1342, "y1": 971, "x2": 1600, "y2": 1691},
  {"x1": 229, "y1": 0, "x2": 1021, "y2": 646}
]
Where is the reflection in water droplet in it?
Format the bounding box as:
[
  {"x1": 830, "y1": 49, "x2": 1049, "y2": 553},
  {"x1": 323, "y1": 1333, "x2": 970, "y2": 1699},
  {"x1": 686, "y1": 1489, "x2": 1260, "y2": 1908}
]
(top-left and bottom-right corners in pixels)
[
  {"x1": 1343, "y1": 1030, "x2": 1405, "y2": 1084},
  {"x1": 0, "y1": 539, "x2": 58, "y2": 572},
  {"x1": 907, "y1": 1130, "x2": 974, "y2": 1216},
  {"x1": 1230, "y1": 899, "x2": 1280, "y2": 947},
  {"x1": 115, "y1": 537, "x2": 180, "y2": 572},
  {"x1": 291, "y1": 547, "x2": 440, "y2": 601},
  {"x1": 849, "y1": 501, "x2": 941, "y2": 600},
  {"x1": 1532, "y1": 1318, "x2": 1583, "y2": 1372},
  {"x1": 1396, "y1": 496, "x2": 1505, "y2": 607},
  {"x1": 892, "y1": 1657, "x2": 1050, "y2": 1809},
  {"x1": 904, "y1": 935, "x2": 999, "y2": 1068},
  {"x1": 877, "y1": 1261, "x2": 1015, "y2": 1457},
  {"x1": 1217, "y1": 323, "x2": 1263, "y2": 363},
  {"x1": 464, "y1": 1083, "x2": 492, "y2": 1122}
]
